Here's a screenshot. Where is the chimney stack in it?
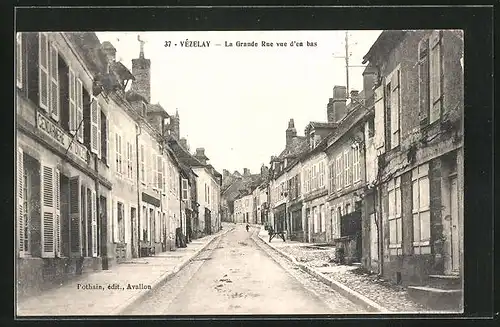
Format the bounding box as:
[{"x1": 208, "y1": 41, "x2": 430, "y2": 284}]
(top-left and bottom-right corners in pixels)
[
  {"x1": 131, "y1": 36, "x2": 151, "y2": 103},
  {"x1": 194, "y1": 148, "x2": 209, "y2": 165},
  {"x1": 179, "y1": 137, "x2": 189, "y2": 150},
  {"x1": 363, "y1": 64, "x2": 379, "y2": 101},
  {"x1": 243, "y1": 168, "x2": 251, "y2": 176},
  {"x1": 350, "y1": 90, "x2": 359, "y2": 99},
  {"x1": 101, "y1": 41, "x2": 116, "y2": 67},
  {"x1": 330, "y1": 85, "x2": 347, "y2": 123},
  {"x1": 286, "y1": 119, "x2": 297, "y2": 147}
]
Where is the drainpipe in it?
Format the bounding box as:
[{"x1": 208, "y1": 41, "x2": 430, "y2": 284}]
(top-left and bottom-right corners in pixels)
[{"x1": 135, "y1": 123, "x2": 142, "y2": 257}]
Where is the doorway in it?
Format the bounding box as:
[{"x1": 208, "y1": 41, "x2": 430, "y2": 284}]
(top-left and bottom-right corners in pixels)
[
  {"x1": 450, "y1": 176, "x2": 460, "y2": 274},
  {"x1": 131, "y1": 207, "x2": 137, "y2": 258},
  {"x1": 99, "y1": 196, "x2": 108, "y2": 270}
]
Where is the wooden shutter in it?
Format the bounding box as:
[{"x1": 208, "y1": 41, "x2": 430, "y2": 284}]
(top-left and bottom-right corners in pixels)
[
  {"x1": 91, "y1": 190, "x2": 98, "y2": 257},
  {"x1": 80, "y1": 185, "x2": 87, "y2": 256},
  {"x1": 390, "y1": 69, "x2": 400, "y2": 148},
  {"x1": 41, "y1": 164, "x2": 55, "y2": 258},
  {"x1": 76, "y1": 79, "x2": 84, "y2": 142},
  {"x1": 90, "y1": 99, "x2": 98, "y2": 154},
  {"x1": 374, "y1": 85, "x2": 385, "y2": 151},
  {"x1": 17, "y1": 148, "x2": 24, "y2": 256},
  {"x1": 49, "y1": 44, "x2": 59, "y2": 122},
  {"x1": 418, "y1": 38, "x2": 430, "y2": 124},
  {"x1": 105, "y1": 115, "x2": 109, "y2": 163},
  {"x1": 68, "y1": 69, "x2": 76, "y2": 134},
  {"x1": 38, "y1": 33, "x2": 49, "y2": 111},
  {"x1": 69, "y1": 176, "x2": 81, "y2": 257},
  {"x1": 429, "y1": 30, "x2": 442, "y2": 124},
  {"x1": 151, "y1": 151, "x2": 157, "y2": 190},
  {"x1": 96, "y1": 103, "x2": 102, "y2": 159},
  {"x1": 55, "y1": 169, "x2": 61, "y2": 257},
  {"x1": 162, "y1": 159, "x2": 166, "y2": 194}
]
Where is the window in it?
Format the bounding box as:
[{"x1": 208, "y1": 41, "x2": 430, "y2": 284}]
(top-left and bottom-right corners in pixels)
[
  {"x1": 352, "y1": 143, "x2": 361, "y2": 183},
  {"x1": 388, "y1": 176, "x2": 402, "y2": 252},
  {"x1": 320, "y1": 204, "x2": 326, "y2": 232},
  {"x1": 90, "y1": 100, "x2": 101, "y2": 156},
  {"x1": 331, "y1": 208, "x2": 338, "y2": 239},
  {"x1": 100, "y1": 111, "x2": 109, "y2": 165},
  {"x1": 319, "y1": 162, "x2": 325, "y2": 188},
  {"x1": 161, "y1": 159, "x2": 166, "y2": 194},
  {"x1": 49, "y1": 43, "x2": 60, "y2": 121},
  {"x1": 16, "y1": 33, "x2": 22, "y2": 88},
  {"x1": 345, "y1": 203, "x2": 351, "y2": 214},
  {"x1": 412, "y1": 164, "x2": 431, "y2": 254},
  {"x1": 38, "y1": 33, "x2": 49, "y2": 111},
  {"x1": 76, "y1": 79, "x2": 83, "y2": 142},
  {"x1": 344, "y1": 149, "x2": 351, "y2": 187},
  {"x1": 157, "y1": 155, "x2": 163, "y2": 191},
  {"x1": 115, "y1": 133, "x2": 123, "y2": 175},
  {"x1": 429, "y1": 31, "x2": 443, "y2": 124},
  {"x1": 418, "y1": 37, "x2": 430, "y2": 124},
  {"x1": 329, "y1": 163, "x2": 335, "y2": 192},
  {"x1": 182, "y1": 179, "x2": 189, "y2": 201},
  {"x1": 388, "y1": 66, "x2": 401, "y2": 149},
  {"x1": 336, "y1": 155, "x2": 342, "y2": 191},
  {"x1": 140, "y1": 145, "x2": 145, "y2": 184},
  {"x1": 117, "y1": 202, "x2": 125, "y2": 243}
]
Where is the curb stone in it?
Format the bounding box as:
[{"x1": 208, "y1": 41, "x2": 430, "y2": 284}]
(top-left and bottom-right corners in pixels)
[
  {"x1": 112, "y1": 227, "x2": 234, "y2": 315},
  {"x1": 252, "y1": 227, "x2": 388, "y2": 313}
]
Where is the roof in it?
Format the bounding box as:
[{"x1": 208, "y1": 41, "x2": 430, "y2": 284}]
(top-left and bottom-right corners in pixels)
[
  {"x1": 362, "y1": 30, "x2": 407, "y2": 64},
  {"x1": 167, "y1": 136, "x2": 204, "y2": 167},
  {"x1": 308, "y1": 122, "x2": 337, "y2": 129},
  {"x1": 110, "y1": 61, "x2": 135, "y2": 82},
  {"x1": 147, "y1": 103, "x2": 170, "y2": 117},
  {"x1": 126, "y1": 90, "x2": 148, "y2": 104},
  {"x1": 277, "y1": 136, "x2": 308, "y2": 160},
  {"x1": 64, "y1": 32, "x2": 108, "y2": 77}
]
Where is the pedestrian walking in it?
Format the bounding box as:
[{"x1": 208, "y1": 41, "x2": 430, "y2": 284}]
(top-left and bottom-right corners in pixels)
[{"x1": 246, "y1": 224, "x2": 249, "y2": 232}]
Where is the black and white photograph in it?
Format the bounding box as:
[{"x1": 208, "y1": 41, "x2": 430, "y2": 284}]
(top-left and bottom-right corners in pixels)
[{"x1": 15, "y1": 24, "x2": 466, "y2": 316}]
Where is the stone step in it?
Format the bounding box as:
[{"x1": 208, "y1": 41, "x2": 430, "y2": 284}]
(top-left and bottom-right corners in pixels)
[
  {"x1": 428, "y1": 274, "x2": 462, "y2": 290},
  {"x1": 407, "y1": 286, "x2": 462, "y2": 311}
]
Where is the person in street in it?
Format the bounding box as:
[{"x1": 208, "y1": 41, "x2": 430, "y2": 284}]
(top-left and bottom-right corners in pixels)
[{"x1": 246, "y1": 224, "x2": 249, "y2": 232}]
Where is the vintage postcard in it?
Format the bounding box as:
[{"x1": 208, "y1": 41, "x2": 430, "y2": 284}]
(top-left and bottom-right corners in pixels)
[{"x1": 15, "y1": 29, "x2": 464, "y2": 316}]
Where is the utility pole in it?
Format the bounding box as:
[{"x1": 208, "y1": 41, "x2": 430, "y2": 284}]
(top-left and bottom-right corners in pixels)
[{"x1": 345, "y1": 30, "x2": 350, "y2": 97}]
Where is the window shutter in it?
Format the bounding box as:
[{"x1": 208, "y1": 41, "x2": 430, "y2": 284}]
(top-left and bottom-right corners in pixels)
[
  {"x1": 418, "y1": 38, "x2": 430, "y2": 124},
  {"x1": 90, "y1": 99, "x2": 98, "y2": 154},
  {"x1": 105, "y1": 116, "x2": 109, "y2": 163},
  {"x1": 157, "y1": 155, "x2": 162, "y2": 191},
  {"x1": 68, "y1": 69, "x2": 76, "y2": 134},
  {"x1": 41, "y1": 164, "x2": 55, "y2": 258},
  {"x1": 162, "y1": 159, "x2": 166, "y2": 193},
  {"x1": 91, "y1": 190, "x2": 98, "y2": 257},
  {"x1": 38, "y1": 33, "x2": 49, "y2": 111},
  {"x1": 55, "y1": 169, "x2": 61, "y2": 257},
  {"x1": 17, "y1": 148, "x2": 24, "y2": 256},
  {"x1": 76, "y1": 79, "x2": 84, "y2": 142},
  {"x1": 49, "y1": 44, "x2": 59, "y2": 122},
  {"x1": 374, "y1": 85, "x2": 385, "y2": 151},
  {"x1": 151, "y1": 151, "x2": 156, "y2": 190},
  {"x1": 96, "y1": 104, "x2": 102, "y2": 159},
  {"x1": 69, "y1": 176, "x2": 81, "y2": 257},
  {"x1": 429, "y1": 30, "x2": 442, "y2": 124},
  {"x1": 390, "y1": 69, "x2": 400, "y2": 148}
]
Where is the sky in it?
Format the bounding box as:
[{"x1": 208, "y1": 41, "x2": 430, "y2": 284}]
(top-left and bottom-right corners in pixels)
[{"x1": 96, "y1": 30, "x2": 382, "y2": 175}]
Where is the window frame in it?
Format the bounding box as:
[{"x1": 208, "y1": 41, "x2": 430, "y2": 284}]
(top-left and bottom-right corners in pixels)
[
  {"x1": 387, "y1": 176, "x2": 402, "y2": 250},
  {"x1": 352, "y1": 143, "x2": 361, "y2": 183},
  {"x1": 412, "y1": 163, "x2": 431, "y2": 254},
  {"x1": 343, "y1": 149, "x2": 350, "y2": 187}
]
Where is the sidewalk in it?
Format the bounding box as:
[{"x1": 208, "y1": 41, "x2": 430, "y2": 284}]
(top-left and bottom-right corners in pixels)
[
  {"x1": 17, "y1": 225, "x2": 233, "y2": 316},
  {"x1": 255, "y1": 227, "x2": 428, "y2": 313}
]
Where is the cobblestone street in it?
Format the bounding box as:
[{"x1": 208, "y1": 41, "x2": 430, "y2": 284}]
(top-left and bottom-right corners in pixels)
[{"x1": 127, "y1": 224, "x2": 362, "y2": 315}]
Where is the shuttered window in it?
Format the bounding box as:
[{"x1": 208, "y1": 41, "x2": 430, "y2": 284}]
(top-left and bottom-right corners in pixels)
[
  {"x1": 390, "y1": 68, "x2": 401, "y2": 149},
  {"x1": 115, "y1": 133, "x2": 122, "y2": 175},
  {"x1": 352, "y1": 143, "x2": 361, "y2": 183},
  {"x1": 182, "y1": 179, "x2": 188, "y2": 201},
  {"x1": 17, "y1": 148, "x2": 24, "y2": 256},
  {"x1": 157, "y1": 155, "x2": 163, "y2": 191},
  {"x1": 140, "y1": 144, "x2": 145, "y2": 184},
  {"x1": 162, "y1": 158, "x2": 166, "y2": 193},
  {"x1": 41, "y1": 164, "x2": 55, "y2": 258},
  {"x1": 127, "y1": 142, "x2": 133, "y2": 179},
  {"x1": 373, "y1": 85, "x2": 385, "y2": 151},
  {"x1": 49, "y1": 44, "x2": 60, "y2": 121},
  {"x1": 76, "y1": 79, "x2": 84, "y2": 142},
  {"x1": 388, "y1": 177, "x2": 402, "y2": 252},
  {"x1": 91, "y1": 190, "x2": 98, "y2": 257},
  {"x1": 336, "y1": 155, "x2": 342, "y2": 191},
  {"x1": 68, "y1": 69, "x2": 76, "y2": 134},
  {"x1": 418, "y1": 37, "x2": 430, "y2": 124},
  {"x1": 151, "y1": 150, "x2": 157, "y2": 190},
  {"x1": 90, "y1": 99, "x2": 99, "y2": 154},
  {"x1": 69, "y1": 177, "x2": 81, "y2": 257},
  {"x1": 38, "y1": 33, "x2": 49, "y2": 111},
  {"x1": 412, "y1": 164, "x2": 431, "y2": 254},
  {"x1": 319, "y1": 162, "x2": 325, "y2": 188},
  {"x1": 343, "y1": 149, "x2": 350, "y2": 187},
  {"x1": 16, "y1": 33, "x2": 23, "y2": 88},
  {"x1": 429, "y1": 30, "x2": 443, "y2": 124}
]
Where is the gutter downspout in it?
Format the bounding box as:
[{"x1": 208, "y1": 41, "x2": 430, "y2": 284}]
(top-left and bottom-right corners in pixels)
[{"x1": 135, "y1": 123, "x2": 142, "y2": 257}]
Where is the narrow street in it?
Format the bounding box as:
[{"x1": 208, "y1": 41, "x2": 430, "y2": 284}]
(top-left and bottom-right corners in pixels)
[{"x1": 127, "y1": 224, "x2": 362, "y2": 315}]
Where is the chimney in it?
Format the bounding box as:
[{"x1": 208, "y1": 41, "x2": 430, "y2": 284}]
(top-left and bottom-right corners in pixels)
[
  {"x1": 260, "y1": 165, "x2": 269, "y2": 178},
  {"x1": 171, "y1": 109, "x2": 180, "y2": 139},
  {"x1": 286, "y1": 119, "x2": 297, "y2": 147},
  {"x1": 131, "y1": 35, "x2": 151, "y2": 103},
  {"x1": 101, "y1": 41, "x2": 116, "y2": 66},
  {"x1": 223, "y1": 169, "x2": 230, "y2": 179},
  {"x1": 179, "y1": 137, "x2": 189, "y2": 151},
  {"x1": 326, "y1": 97, "x2": 334, "y2": 123},
  {"x1": 332, "y1": 85, "x2": 347, "y2": 123},
  {"x1": 350, "y1": 90, "x2": 359, "y2": 99},
  {"x1": 363, "y1": 64, "x2": 379, "y2": 100},
  {"x1": 243, "y1": 168, "x2": 251, "y2": 176},
  {"x1": 194, "y1": 148, "x2": 208, "y2": 165}
]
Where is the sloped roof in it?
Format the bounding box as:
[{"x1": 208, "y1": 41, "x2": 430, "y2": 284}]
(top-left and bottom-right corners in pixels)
[
  {"x1": 309, "y1": 121, "x2": 337, "y2": 129},
  {"x1": 167, "y1": 136, "x2": 204, "y2": 167},
  {"x1": 278, "y1": 136, "x2": 308, "y2": 160},
  {"x1": 126, "y1": 90, "x2": 148, "y2": 103},
  {"x1": 147, "y1": 103, "x2": 170, "y2": 117},
  {"x1": 362, "y1": 30, "x2": 407, "y2": 64},
  {"x1": 110, "y1": 61, "x2": 135, "y2": 82},
  {"x1": 64, "y1": 32, "x2": 108, "y2": 77}
]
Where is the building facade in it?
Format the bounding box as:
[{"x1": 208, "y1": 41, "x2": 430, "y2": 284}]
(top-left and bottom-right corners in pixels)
[{"x1": 362, "y1": 30, "x2": 464, "y2": 299}]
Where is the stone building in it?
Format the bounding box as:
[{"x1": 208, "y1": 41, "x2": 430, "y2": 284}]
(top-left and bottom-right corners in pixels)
[{"x1": 362, "y1": 30, "x2": 464, "y2": 310}]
